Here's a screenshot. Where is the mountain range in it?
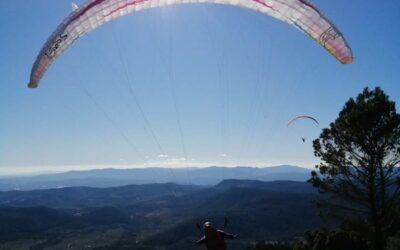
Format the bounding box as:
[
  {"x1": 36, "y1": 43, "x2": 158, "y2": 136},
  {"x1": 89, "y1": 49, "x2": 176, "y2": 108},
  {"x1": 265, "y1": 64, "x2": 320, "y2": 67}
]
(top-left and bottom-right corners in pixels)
[{"x1": 0, "y1": 165, "x2": 312, "y2": 191}]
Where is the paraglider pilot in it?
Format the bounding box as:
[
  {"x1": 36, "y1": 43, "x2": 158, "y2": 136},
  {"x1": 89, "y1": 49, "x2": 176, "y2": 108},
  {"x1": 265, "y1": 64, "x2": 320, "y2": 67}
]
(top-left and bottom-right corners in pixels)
[{"x1": 196, "y1": 221, "x2": 237, "y2": 250}]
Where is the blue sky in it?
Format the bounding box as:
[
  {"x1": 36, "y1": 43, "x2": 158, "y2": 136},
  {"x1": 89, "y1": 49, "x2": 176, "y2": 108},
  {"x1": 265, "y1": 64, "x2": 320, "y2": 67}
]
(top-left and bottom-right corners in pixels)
[{"x1": 0, "y1": 0, "x2": 399, "y2": 175}]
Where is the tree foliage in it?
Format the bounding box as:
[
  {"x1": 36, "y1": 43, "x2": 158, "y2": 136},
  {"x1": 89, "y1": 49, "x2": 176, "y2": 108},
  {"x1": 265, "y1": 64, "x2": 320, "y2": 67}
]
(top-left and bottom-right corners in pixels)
[
  {"x1": 293, "y1": 230, "x2": 368, "y2": 250},
  {"x1": 246, "y1": 241, "x2": 292, "y2": 250},
  {"x1": 309, "y1": 87, "x2": 400, "y2": 249}
]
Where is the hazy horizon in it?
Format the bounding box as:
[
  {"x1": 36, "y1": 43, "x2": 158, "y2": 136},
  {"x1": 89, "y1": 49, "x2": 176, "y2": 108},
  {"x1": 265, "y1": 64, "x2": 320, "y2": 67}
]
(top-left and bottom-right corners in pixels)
[{"x1": 0, "y1": 163, "x2": 313, "y2": 177}]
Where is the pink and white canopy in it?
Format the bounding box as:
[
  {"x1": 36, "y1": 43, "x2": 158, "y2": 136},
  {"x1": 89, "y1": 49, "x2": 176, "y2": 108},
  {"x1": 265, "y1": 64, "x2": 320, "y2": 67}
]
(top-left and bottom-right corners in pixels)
[{"x1": 28, "y1": 0, "x2": 353, "y2": 88}]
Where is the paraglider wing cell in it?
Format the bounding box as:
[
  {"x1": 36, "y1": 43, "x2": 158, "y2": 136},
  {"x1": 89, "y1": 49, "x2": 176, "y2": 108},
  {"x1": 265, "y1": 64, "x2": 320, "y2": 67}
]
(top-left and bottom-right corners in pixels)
[{"x1": 28, "y1": 0, "x2": 353, "y2": 88}]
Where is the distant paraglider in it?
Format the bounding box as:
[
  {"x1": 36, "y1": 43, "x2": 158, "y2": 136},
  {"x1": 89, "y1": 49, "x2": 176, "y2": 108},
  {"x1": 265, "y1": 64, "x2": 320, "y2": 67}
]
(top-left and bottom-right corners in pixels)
[
  {"x1": 28, "y1": 0, "x2": 353, "y2": 88},
  {"x1": 287, "y1": 115, "x2": 319, "y2": 143}
]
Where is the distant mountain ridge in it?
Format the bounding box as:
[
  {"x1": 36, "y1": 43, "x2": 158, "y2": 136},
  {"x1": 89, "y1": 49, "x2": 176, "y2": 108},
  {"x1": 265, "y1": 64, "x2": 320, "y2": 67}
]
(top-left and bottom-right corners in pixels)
[
  {"x1": 215, "y1": 179, "x2": 316, "y2": 193},
  {"x1": 0, "y1": 165, "x2": 312, "y2": 191}
]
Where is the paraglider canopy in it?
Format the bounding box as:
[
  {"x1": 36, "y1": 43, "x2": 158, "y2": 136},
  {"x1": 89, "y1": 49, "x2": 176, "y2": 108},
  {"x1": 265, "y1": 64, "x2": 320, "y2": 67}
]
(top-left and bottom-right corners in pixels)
[
  {"x1": 28, "y1": 0, "x2": 353, "y2": 88},
  {"x1": 287, "y1": 115, "x2": 319, "y2": 127}
]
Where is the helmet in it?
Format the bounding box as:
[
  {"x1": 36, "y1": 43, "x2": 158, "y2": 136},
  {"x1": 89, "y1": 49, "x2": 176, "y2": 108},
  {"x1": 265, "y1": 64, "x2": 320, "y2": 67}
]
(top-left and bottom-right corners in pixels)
[{"x1": 204, "y1": 221, "x2": 213, "y2": 229}]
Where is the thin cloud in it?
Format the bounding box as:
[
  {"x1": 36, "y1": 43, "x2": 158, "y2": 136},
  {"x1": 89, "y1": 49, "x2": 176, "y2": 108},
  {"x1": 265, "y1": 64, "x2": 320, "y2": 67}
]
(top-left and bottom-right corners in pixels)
[
  {"x1": 157, "y1": 154, "x2": 169, "y2": 158},
  {"x1": 166, "y1": 157, "x2": 186, "y2": 162}
]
